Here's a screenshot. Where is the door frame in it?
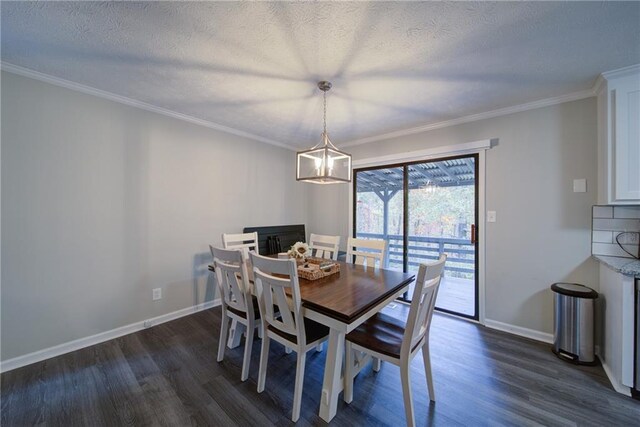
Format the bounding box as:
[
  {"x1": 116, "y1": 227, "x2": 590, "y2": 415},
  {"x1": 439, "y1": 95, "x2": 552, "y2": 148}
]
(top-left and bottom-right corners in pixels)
[{"x1": 348, "y1": 139, "x2": 492, "y2": 324}]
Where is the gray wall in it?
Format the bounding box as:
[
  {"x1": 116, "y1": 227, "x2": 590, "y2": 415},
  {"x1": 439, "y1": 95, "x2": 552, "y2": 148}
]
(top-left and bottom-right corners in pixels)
[
  {"x1": 1, "y1": 71, "x2": 307, "y2": 361},
  {"x1": 308, "y1": 98, "x2": 599, "y2": 334},
  {"x1": 0, "y1": 70, "x2": 600, "y2": 361}
]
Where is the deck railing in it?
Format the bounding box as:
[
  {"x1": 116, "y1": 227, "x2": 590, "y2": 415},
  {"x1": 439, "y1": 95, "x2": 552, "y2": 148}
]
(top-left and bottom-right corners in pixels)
[{"x1": 355, "y1": 232, "x2": 475, "y2": 277}]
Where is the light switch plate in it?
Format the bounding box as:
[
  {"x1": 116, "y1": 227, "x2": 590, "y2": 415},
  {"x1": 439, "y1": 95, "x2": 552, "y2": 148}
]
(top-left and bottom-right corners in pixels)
[
  {"x1": 487, "y1": 211, "x2": 497, "y2": 223},
  {"x1": 573, "y1": 179, "x2": 587, "y2": 193}
]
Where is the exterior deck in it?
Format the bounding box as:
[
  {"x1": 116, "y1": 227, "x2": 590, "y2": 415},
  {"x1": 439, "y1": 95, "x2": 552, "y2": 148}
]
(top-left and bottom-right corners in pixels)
[
  {"x1": 402, "y1": 275, "x2": 475, "y2": 317},
  {"x1": 357, "y1": 232, "x2": 476, "y2": 317}
]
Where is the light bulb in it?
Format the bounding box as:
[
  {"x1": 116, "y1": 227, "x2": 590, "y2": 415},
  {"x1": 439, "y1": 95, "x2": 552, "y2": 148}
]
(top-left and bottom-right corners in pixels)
[{"x1": 327, "y1": 155, "x2": 334, "y2": 176}]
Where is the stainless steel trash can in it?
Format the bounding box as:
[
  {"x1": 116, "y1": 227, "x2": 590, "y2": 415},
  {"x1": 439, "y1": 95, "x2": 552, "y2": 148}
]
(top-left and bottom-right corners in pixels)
[{"x1": 551, "y1": 282, "x2": 598, "y2": 365}]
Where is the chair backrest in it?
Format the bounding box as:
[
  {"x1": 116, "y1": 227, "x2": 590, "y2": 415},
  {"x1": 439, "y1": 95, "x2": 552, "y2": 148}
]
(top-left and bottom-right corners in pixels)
[
  {"x1": 250, "y1": 253, "x2": 305, "y2": 345},
  {"x1": 401, "y1": 255, "x2": 447, "y2": 357},
  {"x1": 309, "y1": 233, "x2": 340, "y2": 261},
  {"x1": 346, "y1": 237, "x2": 386, "y2": 268},
  {"x1": 211, "y1": 247, "x2": 253, "y2": 318},
  {"x1": 222, "y1": 232, "x2": 259, "y2": 257}
]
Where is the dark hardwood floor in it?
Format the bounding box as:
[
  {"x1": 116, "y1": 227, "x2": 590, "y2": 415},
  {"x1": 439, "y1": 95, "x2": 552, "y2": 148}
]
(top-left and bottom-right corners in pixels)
[{"x1": 2, "y1": 304, "x2": 639, "y2": 426}]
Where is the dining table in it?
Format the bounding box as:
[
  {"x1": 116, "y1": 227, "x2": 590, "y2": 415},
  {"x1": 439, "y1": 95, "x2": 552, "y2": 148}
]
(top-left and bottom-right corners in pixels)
[{"x1": 213, "y1": 259, "x2": 415, "y2": 423}]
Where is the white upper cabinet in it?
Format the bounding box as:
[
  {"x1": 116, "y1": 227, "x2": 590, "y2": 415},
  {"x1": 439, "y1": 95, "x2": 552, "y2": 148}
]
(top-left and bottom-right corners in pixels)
[{"x1": 598, "y1": 65, "x2": 640, "y2": 205}]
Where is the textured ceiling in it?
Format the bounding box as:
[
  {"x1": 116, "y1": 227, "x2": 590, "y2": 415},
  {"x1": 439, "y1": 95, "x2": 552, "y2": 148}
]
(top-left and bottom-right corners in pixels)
[{"x1": 2, "y1": 2, "x2": 639, "y2": 149}]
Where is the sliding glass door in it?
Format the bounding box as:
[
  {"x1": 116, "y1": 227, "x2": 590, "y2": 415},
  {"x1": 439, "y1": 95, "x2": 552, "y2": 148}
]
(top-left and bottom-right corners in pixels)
[
  {"x1": 355, "y1": 166, "x2": 404, "y2": 271},
  {"x1": 354, "y1": 154, "x2": 479, "y2": 320}
]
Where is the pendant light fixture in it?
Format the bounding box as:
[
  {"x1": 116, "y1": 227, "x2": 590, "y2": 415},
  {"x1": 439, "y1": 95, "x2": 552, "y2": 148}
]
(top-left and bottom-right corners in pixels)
[{"x1": 296, "y1": 81, "x2": 352, "y2": 184}]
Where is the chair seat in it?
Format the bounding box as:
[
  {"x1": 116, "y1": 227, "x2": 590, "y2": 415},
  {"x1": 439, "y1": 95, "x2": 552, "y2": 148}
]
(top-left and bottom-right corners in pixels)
[
  {"x1": 268, "y1": 317, "x2": 329, "y2": 345},
  {"x1": 226, "y1": 294, "x2": 261, "y2": 319},
  {"x1": 346, "y1": 312, "x2": 419, "y2": 359},
  {"x1": 226, "y1": 296, "x2": 280, "y2": 321}
]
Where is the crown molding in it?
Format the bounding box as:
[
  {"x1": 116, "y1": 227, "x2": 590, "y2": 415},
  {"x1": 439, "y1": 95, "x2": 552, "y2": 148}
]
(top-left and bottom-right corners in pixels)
[
  {"x1": 341, "y1": 87, "x2": 597, "y2": 148},
  {"x1": 5, "y1": 62, "x2": 636, "y2": 152},
  {"x1": 0, "y1": 62, "x2": 296, "y2": 151},
  {"x1": 592, "y1": 74, "x2": 606, "y2": 96},
  {"x1": 353, "y1": 139, "x2": 494, "y2": 168},
  {"x1": 601, "y1": 63, "x2": 640, "y2": 80},
  {"x1": 595, "y1": 62, "x2": 640, "y2": 97}
]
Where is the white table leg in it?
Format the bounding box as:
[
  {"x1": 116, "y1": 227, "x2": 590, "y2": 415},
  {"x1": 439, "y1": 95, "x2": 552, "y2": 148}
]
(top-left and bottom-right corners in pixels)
[
  {"x1": 227, "y1": 319, "x2": 245, "y2": 349},
  {"x1": 319, "y1": 328, "x2": 345, "y2": 422}
]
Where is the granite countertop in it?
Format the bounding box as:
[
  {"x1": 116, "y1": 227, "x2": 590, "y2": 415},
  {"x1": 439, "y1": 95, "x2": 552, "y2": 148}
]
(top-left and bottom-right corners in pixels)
[{"x1": 593, "y1": 255, "x2": 640, "y2": 278}]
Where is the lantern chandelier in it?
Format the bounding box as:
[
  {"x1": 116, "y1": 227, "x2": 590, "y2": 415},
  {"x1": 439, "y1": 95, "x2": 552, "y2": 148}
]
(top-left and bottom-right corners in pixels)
[{"x1": 296, "y1": 81, "x2": 352, "y2": 184}]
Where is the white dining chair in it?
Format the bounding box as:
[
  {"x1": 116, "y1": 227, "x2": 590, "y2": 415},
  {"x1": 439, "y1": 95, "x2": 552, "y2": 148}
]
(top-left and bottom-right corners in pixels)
[
  {"x1": 346, "y1": 237, "x2": 386, "y2": 268},
  {"x1": 211, "y1": 246, "x2": 261, "y2": 382},
  {"x1": 250, "y1": 252, "x2": 330, "y2": 422},
  {"x1": 221, "y1": 232, "x2": 260, "y2": 347},
  {"x1": 344, "y1": 255, "x2": 446, "y2": 427},
  {"x1": 309, "y1": 233, "x2": 340, "y2": 260},
  {"x1": 222, "y1": 231, "x2": 259, "y2": 256}
]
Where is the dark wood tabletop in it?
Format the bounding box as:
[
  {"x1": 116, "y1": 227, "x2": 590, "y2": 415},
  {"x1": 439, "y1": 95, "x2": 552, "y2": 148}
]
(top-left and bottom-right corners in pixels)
[
  {"x1": 298, "y1": 262, "x2": 415, "y2": 324},
  {"x1": 210, "y1": 258, "x2": 415, "y2": 325}
]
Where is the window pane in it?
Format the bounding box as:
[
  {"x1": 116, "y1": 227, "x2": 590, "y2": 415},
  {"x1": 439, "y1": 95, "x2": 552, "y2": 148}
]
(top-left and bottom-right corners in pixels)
[
  {"x1": 355, "y1": 167, "x2": 404, "y2": 271},
  {"x1": 406, "y1": 158, "x2": 476, "y2": 317}
]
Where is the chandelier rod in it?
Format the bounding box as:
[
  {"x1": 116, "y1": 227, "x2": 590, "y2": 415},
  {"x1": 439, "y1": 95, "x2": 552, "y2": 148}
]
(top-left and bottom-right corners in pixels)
[{"x1": 323, "y1": 89, "x2": 327, "y2": 137}]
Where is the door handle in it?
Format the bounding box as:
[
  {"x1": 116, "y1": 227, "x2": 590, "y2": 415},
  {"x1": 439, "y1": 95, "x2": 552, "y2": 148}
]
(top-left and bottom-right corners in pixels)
[{"x1": 471, "y1": 224, "x2": 476, "y2": 244}]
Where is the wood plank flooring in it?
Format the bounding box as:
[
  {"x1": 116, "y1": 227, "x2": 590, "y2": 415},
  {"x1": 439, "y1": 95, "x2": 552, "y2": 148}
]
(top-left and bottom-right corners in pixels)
[{"x1": 2, "y1": 304, "x2": 639, "y2": 426}]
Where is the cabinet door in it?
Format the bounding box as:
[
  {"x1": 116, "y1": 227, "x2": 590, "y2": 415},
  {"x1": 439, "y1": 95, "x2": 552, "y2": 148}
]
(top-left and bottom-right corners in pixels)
[{"x1": 612, "y1": 73, "x2": 640, "y2": 202}]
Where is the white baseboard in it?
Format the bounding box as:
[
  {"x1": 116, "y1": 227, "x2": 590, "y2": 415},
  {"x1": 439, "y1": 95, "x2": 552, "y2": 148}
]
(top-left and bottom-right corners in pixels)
[
  {"x1": 483, "y1": 321, "x2": 634, "y2": 396},
  {"x1": 595, "y1": 346, "x2": 632, "y2": 396},
  {"x1": 600, "y1": 360, "x2": 632, "y2": 396},
  {"x1": 0, "y1": 299, "x2": 221, "y2": 373},
  {"x1": 484, "y1": 319, "x2": 554, "y2": 344}
]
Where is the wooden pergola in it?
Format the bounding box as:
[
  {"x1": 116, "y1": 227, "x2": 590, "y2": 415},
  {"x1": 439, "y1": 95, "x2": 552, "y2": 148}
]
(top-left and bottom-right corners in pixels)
[
  {"x1": 356, "y1": 158, "x2": 475, "y2": 238},
  {"x1": 356, "y1": 157, "x2": 475, "y2": 193}
]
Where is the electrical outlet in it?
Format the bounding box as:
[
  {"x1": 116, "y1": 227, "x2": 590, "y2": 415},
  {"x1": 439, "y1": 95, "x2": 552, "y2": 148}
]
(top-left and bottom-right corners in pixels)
[
  {"x1": 487, "y1": 211, "x2": 497, "y2": 223},
  {"x1": 152, "y1": 288, "x2": 162, "y2": 301}
]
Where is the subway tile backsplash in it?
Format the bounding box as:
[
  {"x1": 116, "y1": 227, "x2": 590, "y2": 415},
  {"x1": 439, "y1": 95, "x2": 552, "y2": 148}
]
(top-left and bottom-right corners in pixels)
[
  {"x1": 613, "y1": 206, "x2": 640, "y2": 219},
  {"x1": 593, "y1": 218, "x2": 640, "y2": 231},
  {"x1": 592, "y1": 205, "x2": 640, "y2": 259},
  {"x1": 592, "y1": 206, "x2": 614, "y2": 219},
  {"x1": 592, "y1": 230, "x2": 614, "y2": 244}
]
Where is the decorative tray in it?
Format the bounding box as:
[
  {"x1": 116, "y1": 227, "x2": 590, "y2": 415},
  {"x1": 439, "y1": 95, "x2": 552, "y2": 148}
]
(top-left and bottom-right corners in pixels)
[{"x1": 297, "y1": 257, "x2": 340, "y2": 281}]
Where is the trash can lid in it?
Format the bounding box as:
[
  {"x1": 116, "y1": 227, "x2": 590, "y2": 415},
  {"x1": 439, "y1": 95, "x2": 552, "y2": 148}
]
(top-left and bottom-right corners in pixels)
[{"x1": 551, "y1": 282, "x2": 598, "y2": 299}]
